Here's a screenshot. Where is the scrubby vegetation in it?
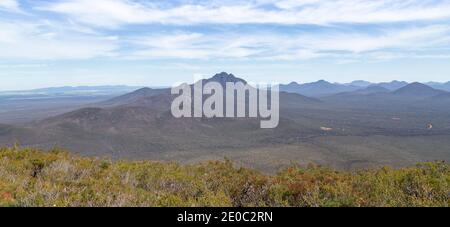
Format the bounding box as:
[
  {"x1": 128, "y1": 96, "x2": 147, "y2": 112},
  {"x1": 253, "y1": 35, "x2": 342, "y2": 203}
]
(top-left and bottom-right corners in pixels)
[{"x1": 0, "y1": 147, "x2": 448, "y2": 207}]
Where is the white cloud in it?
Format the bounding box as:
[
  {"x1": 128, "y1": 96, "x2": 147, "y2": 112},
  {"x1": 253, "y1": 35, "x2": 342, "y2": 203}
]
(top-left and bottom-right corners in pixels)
[
  {"x1": 272, "y1": 0, "x2": 322, "y2": 9},
  {"x1": 1, "y1": 19, "x2": 448, "y2": 61},
  {"x1": 37, "y1": 0, "x2": 153, "y2": 28},
  {"x1": 0, "y1": 21, "x2": 119, "y2": 59},
  {"x1": 38, "y1": 0, "x2": 450, "y2": 27},
  {"x1": 0, "y1": 63, "x2": 49, "y2": 69},
  {"x1": 0, "y1": 0, "x2": 20, "y2": 12},
  {"x1": 1, "y1": 1, "x2": 449, "y2": 61},
  {"x1": 121, "y1": 24, "x2": 450, "y2": 61},
  {"x1": 299, "y1": 25, "x2": 450, "y2": 53},
  {"x1": 125, "y1": 32, "x2": 279, "y2": 60}
]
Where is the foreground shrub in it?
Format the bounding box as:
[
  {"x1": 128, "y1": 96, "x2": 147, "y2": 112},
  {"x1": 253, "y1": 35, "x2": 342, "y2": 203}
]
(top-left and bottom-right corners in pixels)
[{"x1": 0, "y1": 147, "x2": 448, "y2": 207}]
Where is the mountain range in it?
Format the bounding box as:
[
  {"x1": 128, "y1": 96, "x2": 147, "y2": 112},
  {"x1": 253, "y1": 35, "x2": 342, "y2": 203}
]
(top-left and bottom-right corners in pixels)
[
  {"x1": 279, "y1": 79, "x2": 450, "y2": 97},
  {"x1": 0, "y1": 72, "x2": 449, "y2": 172},
  {"x1": 2, "y1": 76, "x2": 449, "y2": 99}
]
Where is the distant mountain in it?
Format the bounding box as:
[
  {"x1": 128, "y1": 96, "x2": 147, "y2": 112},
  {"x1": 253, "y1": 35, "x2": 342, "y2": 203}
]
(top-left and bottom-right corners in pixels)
[
  {"x1": 280, "y1": 80, "x2": 359, "y2": 97},
  {"x1": 392, "y1": 82, "x2": 446, "y2": 97},
  {"x1": 446, "y1": 82, "x2": 450, "y2": 91},
  {"x1": 372, "y1": 81, "x2": 408, "y2": 91},
  {"x1": 203, "y1": 72, "x2": 247, "y2": 85},
  {"x1": 321, "y1": 85, "x2": 391, "y2": 105},
  {"x1": 0, "y1": 85, "x2": 145, "y2": 97},
  {"x1": 357, "y1": 86, "x2": 390, "y2": 94},
  {"x1": 279, "y1": 91, "x2": 321, "y2": 108},
  {"x1": 345, "y1": 80, "x2": 372, "y2": 87},
  {"x1": 280, "y1": 80, "x2": 450, "y2": 96},
  {"x1": 101, "y1": 72, "x2": 252, "y2": 108},
  {"x1": 331, "y1": 86, "x2": 390, "y2": 97},
  {"x1": 426, "y1": 82, "x2": 450, "y2": 92},
  {"x1": 321, "y1": 82, "x2": 450, "y2": 111},
  {"x1": 279, "y1": 82, "x2": 302, "y2": 93},
  {"x1": 99, "y1": 87, "x2": 170, "y2": 107}
]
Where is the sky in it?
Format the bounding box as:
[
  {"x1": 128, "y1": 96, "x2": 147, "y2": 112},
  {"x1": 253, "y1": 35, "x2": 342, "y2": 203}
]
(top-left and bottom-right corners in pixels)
[{"x1": 0, "y1": 0, "x2": 450, "y2": 90}]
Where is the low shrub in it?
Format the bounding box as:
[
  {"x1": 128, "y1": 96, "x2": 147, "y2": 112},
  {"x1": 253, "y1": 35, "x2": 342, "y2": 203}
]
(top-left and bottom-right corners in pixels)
[{"x1": 0, "y1": 147, "x2": 448, "y2": 207}]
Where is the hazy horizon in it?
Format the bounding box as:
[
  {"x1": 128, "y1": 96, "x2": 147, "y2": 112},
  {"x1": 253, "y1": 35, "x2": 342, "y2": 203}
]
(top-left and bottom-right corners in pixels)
[{"x1": 0, "y1": 72, "x2": 449, "y2": 92}]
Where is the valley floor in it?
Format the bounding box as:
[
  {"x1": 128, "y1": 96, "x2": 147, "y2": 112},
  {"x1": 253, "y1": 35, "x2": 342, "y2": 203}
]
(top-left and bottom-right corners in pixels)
[
  {"x1": 120, "y1": 135, "x2": 450, "y2": 174},
  {"x1": 0, "y1": 147, "x2": 448, "y2": 207}
]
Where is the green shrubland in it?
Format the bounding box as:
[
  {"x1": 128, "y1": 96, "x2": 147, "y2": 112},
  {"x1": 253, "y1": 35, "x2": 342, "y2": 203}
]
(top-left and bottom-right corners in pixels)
[{"x1": 0, "y1": 147, "x2": 448, "y2": 207}]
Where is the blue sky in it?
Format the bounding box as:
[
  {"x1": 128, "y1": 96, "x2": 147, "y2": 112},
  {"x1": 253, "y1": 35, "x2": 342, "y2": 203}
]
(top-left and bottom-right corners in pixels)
[{"x1": 0, "y1": 0, "x2": 450, "y2": 90}]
